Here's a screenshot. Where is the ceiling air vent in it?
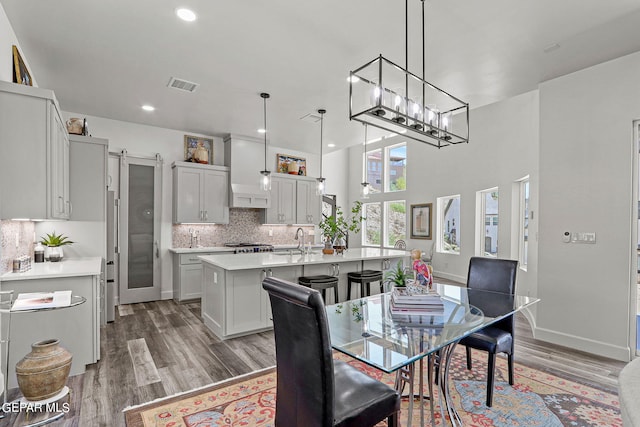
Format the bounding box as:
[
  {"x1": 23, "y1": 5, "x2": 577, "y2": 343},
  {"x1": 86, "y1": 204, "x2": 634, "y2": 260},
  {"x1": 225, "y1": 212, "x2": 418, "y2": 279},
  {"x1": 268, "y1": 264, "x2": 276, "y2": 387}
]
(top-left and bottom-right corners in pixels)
[
  {"x1": 300, "y1": 113, "x2": 322, "y2": 124},
  {"x1": 167, "y1": 77, "x2": 199, "y2": 93}
]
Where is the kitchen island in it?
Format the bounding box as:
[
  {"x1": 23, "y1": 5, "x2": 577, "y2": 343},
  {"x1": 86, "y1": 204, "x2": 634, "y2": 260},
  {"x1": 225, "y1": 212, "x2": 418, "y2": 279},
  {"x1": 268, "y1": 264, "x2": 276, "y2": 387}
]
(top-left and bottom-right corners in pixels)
[{"x1": 199, "y1": 248, "x2": 407, "y2": 340}]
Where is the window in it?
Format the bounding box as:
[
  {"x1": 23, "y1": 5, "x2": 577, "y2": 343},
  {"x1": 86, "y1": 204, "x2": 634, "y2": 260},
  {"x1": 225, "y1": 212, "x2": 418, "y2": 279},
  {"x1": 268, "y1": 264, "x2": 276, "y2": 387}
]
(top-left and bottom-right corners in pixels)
[
  {"x1": 363, "y1": 202, "x2": 381, "y2": 246},
  {"x1": 518, "y1": 178, "x2": 530, "y2": 268},
  {"x1": 366, "y1": 149, "x2": 382, "y2": 194},
  {"x1": 437, "y1": 195, "x2": 460, "y2": 254},
  {"x1": 362, "y1": 140, "x2": 407, "y2": 248},
  {"x1": 477, "y1": 188, "x2": 498, "y2": 257},
  {"x1": 385, "y1": 201, "x2": 406, "y2": 247},
  {"x1": 386, "y1": 143, "x2": 406, "y2": 192}
]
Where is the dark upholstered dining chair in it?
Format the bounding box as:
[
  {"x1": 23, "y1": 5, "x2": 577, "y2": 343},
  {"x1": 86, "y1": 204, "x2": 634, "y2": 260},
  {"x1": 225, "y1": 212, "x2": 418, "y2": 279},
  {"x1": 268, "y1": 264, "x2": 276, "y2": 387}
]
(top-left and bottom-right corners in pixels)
[
  {"x1": 262, "y1": 276, "x2": 401, "y2": 427},
  {"x1": 458, "y1": 257, "x2": 518, "y2": 407}
]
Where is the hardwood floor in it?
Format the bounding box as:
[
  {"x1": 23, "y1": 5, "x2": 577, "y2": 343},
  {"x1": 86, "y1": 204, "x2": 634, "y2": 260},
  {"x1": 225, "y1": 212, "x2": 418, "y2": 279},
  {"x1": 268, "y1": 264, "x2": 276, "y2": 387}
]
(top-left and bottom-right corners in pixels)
[{"x1": 0, "y1": 284, "x2": 628, "y2": 426}]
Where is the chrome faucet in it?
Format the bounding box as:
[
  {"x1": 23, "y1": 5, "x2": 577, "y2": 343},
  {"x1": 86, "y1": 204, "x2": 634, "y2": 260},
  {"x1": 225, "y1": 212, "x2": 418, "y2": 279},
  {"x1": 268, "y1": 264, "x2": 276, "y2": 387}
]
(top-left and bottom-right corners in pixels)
[{"x1": 294, "y1": 227, "x2": 305, "y2": 254}]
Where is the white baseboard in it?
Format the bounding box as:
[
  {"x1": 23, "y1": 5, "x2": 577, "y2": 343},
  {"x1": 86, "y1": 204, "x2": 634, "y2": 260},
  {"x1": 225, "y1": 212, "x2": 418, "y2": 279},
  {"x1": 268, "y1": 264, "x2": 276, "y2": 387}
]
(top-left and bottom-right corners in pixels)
[
  {"x1": 433, "y1": 270, "x2": 465, "y2": 284},
  {"x1": 534, "y1": 326, "x2": 631, "y2": 362},
  {"x1": 161, "y1": 290, "x2": 173, "y2": 300}
]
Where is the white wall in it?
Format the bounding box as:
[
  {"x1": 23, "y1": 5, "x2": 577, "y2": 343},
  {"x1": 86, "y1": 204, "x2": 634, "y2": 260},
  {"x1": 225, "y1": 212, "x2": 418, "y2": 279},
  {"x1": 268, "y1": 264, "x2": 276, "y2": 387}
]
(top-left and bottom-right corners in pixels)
[
  {"x1": 0, "y1": 2, "x2": 36, "y2": 85},
  {"x1": 323, "y1": 149, "x2": 349, "y2": 205},
  {"x1": 343, "y1": 91, "x2": 539, "y2": 291},
  {"x1": 537, "y1": 51, "x2": 640, "y2": 361},
  {"x1": 61, "y1": 112, "x2": 319, "y2": 299}
]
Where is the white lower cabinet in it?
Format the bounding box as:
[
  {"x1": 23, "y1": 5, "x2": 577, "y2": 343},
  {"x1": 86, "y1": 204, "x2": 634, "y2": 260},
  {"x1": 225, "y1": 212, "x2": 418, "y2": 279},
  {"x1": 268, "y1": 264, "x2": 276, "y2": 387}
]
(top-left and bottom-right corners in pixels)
[
  {"x1": 173, "y1": 252, "x2": 230, "y2": 302},
  {"x1": 202, "y1": 264, "x2": 302, "y2": 339},
  {"x1": 3, "y1": 274, "x2": 100, "y2": 388}
]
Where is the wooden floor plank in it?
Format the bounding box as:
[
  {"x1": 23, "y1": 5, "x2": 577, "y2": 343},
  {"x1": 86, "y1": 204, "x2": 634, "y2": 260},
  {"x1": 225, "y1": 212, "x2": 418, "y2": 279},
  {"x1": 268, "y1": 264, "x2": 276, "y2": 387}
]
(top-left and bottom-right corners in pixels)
[
  {"x1": 117, "y1": 305, "x2": 134, "y2": 316},
  {"x1": 1, "y1": 289, "x2": 628, "y2": 426},
  {"x1": 127, "y1": 338, "x2": 161, "y2": 387}
]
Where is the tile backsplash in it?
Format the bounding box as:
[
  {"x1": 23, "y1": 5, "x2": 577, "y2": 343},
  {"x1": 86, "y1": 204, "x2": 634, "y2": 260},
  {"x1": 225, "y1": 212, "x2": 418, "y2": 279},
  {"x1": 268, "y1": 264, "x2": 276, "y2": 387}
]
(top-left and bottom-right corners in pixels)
[
  {"x1": 0, "y1": 220, "x2": 35, "y2": 274},
  {"x1": 173, "y1": 209, "x2": 315, "y2": 248}
]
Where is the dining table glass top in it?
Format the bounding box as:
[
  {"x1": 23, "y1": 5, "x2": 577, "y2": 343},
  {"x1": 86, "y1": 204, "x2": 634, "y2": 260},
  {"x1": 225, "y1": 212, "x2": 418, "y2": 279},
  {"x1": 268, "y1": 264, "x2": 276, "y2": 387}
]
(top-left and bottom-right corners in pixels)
[{"x1": 325, "y1": 283, "x2": 539, "y2": 373}]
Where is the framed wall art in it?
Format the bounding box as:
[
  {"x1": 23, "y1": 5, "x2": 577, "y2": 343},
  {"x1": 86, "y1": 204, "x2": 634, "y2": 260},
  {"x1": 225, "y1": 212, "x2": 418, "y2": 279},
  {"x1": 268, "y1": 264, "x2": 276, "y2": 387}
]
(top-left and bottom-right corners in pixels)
[
  {"x1": 276, "y1": 153, "x2": 306, "y2": 176},
  {"x1": 12, "y1": 45, "x2": 32, "y2": 86},
  {"x1": 410, "y1": 203, "x2": 432, "y2": 239},
  {"x1": 184, "y1": 135, "x2": 213, "y2": 164}
]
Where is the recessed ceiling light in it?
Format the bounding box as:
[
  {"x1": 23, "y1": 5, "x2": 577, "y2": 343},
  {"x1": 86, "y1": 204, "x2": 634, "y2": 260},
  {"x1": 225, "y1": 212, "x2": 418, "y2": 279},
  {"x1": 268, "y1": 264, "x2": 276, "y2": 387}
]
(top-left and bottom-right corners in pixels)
[
  {"x1": 142, "y1": 105, "x2": 155, "y2": 111},
  {"x1": 257, "y1": 128, "x2": 266, "y2": 134},
  {"x1": 176, "y1": 8, "x2": 197, "y2": 22},
  {"x1": 347, "y1": 76, "x2": 360, "y2": 83},
  {"x1": 328, "y1": 143, "x2": 336, "y2": 148}
]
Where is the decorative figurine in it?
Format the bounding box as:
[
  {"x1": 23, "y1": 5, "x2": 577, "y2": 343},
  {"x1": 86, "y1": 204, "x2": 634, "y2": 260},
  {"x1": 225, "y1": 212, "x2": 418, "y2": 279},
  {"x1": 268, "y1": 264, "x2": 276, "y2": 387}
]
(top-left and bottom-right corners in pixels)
[{"x1": 411, "y1": 248, "x2": 432, "y2": 289}]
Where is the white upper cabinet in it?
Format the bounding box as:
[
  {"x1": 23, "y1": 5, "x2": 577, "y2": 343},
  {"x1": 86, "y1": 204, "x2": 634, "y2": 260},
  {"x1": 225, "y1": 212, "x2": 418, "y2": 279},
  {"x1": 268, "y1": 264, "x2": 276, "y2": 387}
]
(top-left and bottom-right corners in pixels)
[
  {"x1": 0, "y1": 81, "x2": 70, "y2": 220},
  {"x1": 263, "y1": 174, "x2": 320, "y2": 225},
  {"x1": 296, "y1": 179, "x2": 321, "y2": 224},
  {"x1": 69, "y1": 135, "x2": 108, "y2": 221},
  {"x1": 172, "y1": 162, "x2": 229, "y2": 224}
]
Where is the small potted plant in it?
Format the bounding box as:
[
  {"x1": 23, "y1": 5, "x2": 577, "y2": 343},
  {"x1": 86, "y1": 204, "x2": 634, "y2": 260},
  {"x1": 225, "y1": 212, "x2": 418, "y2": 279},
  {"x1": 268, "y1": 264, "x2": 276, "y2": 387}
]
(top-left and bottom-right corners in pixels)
[
  {"x1": 40, "y1": 231, "x2": 74, "y2": 262},
  {"x1": 384, "y1": 260, "x2": 409, "y2": 291},
  {"x1": 318, "y1": 202, "x2": 364, "y2": 254}
]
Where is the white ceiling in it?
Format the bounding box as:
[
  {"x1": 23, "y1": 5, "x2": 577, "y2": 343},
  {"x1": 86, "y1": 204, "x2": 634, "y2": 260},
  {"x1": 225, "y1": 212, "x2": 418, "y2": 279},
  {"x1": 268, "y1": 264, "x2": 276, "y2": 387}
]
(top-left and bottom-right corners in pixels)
[{"x1": 3, "y1": 0, "x2": 640, "y2": 153}]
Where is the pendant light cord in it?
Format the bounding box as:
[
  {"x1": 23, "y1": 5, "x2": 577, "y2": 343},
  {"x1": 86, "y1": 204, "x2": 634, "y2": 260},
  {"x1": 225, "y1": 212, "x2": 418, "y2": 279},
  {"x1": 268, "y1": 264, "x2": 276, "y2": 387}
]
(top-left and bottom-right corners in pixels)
[
  {"x1": 318, "y1": 109, "x2": 326, "y2": 178},
  {"x1": 422, "y1": 0, "x2": 426, "y2": 104},
  {"x1": 263, "y1": 96, "x2": 268, "y2": 171},
  {"x1": 363, "y1": 123, "x2": 368, "y2": 182}
]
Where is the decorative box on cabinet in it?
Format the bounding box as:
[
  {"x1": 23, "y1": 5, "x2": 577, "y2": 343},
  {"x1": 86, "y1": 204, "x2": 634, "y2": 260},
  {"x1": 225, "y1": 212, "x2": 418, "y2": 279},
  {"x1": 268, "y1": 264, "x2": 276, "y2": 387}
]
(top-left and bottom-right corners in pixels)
[
  {"x1": 172, "y1": 162, "x2": 230, "y2": 224},
  {"x1": 0, "y1": 81, "x2": 70, "y2": 220},
  {"x1": 262, "y1": 174, "x2": 321, "y2": 225}
]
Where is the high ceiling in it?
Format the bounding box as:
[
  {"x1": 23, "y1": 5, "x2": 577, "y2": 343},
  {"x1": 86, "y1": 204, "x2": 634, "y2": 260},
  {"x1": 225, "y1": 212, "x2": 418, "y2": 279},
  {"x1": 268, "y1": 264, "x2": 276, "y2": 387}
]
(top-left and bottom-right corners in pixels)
[{"x1": 3, "y1": 0, "x2": 640, "y2": 153}]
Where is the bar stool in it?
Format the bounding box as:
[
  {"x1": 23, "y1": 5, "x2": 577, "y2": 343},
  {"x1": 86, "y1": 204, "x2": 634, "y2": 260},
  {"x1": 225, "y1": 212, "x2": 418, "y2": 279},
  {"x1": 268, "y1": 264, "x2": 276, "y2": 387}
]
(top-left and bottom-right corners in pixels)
[
  {"x1": 298, "y1": 275, "x2": 340, "y2": 303},
  {"x1": 347, "y1": 270, "x2": 384, "y2": 299}
]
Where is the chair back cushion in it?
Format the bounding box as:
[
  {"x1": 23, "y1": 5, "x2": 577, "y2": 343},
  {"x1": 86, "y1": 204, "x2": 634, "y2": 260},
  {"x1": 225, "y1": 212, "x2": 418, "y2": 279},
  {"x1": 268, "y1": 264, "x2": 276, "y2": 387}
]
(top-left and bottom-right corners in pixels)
[
  {"x1": 467, "y1": 257, "x2": 518, "y2": 295},
  {"x1": 263, "y1": 277, "x2": 335, "y2": 427}
]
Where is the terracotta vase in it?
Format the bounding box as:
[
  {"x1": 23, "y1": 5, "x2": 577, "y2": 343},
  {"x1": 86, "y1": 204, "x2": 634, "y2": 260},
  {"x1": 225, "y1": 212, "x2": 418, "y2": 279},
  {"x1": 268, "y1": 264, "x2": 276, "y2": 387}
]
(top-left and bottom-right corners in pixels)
[{"x1": 16, "y1": 339, "x2": 72, "y2": 401}]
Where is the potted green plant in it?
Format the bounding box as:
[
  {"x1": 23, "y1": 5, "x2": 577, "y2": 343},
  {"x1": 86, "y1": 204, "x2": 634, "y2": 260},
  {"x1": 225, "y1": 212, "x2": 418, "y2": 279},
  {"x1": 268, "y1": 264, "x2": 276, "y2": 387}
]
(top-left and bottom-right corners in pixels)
[
  {"x1": 318, "y1": 202, "x2": 364, "y2": 253},
  {"x1": 40, "y1": 231, "x2": 74, "y2": 262},
  {"x1": 384, "y1": 260, "x2": 409, "y2": 289}
]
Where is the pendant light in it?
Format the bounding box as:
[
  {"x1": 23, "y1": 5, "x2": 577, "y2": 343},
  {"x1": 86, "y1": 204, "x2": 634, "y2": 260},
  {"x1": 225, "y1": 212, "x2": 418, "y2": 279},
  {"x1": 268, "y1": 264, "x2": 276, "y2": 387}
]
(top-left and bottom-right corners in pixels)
[
  {"x1": 348, "y1": 0, "x2": 469, "y2": 148},
  {"x1": 361, "y1": 123, "x2": 371, "y2": 199},
  {"x1": 259, "y1": 92, "x2": 271, "y2": 191},
  {"x1": 316, "y1": 108, "x2": 326, "y2": 196}
]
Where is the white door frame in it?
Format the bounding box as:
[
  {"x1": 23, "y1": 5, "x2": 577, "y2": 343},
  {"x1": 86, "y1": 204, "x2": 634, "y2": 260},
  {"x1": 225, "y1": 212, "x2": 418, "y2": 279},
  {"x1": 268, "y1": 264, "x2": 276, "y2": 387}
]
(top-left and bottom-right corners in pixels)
[
  {"x1": 119, "y1": 151, "x2": 162, "y2": 304},
  {"x1": 631, "y1": 121, "x2": 639, "y2": 357}
]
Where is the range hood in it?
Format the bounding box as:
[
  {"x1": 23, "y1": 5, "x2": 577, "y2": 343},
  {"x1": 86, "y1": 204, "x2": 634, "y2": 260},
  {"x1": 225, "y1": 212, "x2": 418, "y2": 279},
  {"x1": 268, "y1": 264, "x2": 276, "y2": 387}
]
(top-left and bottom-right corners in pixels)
[{"x1": 224, "y1": 134, "x2": 271, "y2": 209}]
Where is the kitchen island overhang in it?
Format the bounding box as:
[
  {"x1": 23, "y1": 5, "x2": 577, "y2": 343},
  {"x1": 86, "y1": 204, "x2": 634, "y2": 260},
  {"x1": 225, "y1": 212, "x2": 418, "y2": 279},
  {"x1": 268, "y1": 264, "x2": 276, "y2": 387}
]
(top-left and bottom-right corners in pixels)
[{"x1": 199, "y1": 249, "x2": 408, "y2": 340}]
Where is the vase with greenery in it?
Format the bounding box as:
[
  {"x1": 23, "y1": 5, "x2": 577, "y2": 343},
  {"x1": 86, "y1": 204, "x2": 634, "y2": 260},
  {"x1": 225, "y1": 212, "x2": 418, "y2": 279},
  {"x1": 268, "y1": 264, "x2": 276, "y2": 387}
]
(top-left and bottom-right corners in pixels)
[
  {"x1": 40, "y1": 232, "x2": 74, "y2": 262},
  {"x1": 318, "y1": 201, "x2": 364, "y2": 253},
  {"x1": 384, "y1": 260, "x2": 409, "y2": 289}
]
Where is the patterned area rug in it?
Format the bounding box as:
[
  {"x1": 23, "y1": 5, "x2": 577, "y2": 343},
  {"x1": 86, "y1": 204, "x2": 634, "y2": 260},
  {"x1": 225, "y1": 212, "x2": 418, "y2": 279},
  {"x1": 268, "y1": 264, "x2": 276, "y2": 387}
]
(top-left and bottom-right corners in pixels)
[{"x1": 124, "y1": 349, "x2": 622, "y2": 427}]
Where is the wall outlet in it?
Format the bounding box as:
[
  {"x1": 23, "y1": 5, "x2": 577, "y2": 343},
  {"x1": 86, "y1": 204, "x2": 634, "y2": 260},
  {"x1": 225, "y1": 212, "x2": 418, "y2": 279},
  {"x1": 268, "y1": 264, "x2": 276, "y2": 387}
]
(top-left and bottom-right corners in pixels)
[
  {"x1": 308, "y1": 230, "x2": 315, "y2": 236},
  {"x1": 268, "y1": 229, "x2": 273, "y2": 237},
  {"x1": 213, "y1": 272, "x2": 218, "y2": 283}
]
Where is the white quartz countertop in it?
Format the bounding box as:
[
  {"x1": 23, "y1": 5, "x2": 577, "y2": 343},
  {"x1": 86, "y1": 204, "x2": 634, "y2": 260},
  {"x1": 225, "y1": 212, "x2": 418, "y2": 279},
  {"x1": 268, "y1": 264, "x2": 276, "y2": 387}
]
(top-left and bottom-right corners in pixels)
[
  {"x1": 199, "y1": 248, "x2": 408, "y2": 270},
  {"x1": 169, "y1": 244, "x2": 324, "y2": 254},
  {"x1": 1, "y1": 257, "x2": 102, "y2": 281}
]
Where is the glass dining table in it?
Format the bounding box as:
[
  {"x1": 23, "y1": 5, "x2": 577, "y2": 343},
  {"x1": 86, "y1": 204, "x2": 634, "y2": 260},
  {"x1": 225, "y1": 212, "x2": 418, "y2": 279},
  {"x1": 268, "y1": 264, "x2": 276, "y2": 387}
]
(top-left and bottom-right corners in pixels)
[{"x1": 325, "y1": 283, "x2": 539, "y2": 427}]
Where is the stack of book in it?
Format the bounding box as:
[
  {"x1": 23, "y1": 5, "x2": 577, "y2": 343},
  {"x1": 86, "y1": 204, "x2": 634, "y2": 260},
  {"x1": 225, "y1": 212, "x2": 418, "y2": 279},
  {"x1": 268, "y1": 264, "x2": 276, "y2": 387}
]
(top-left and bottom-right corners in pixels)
[{"x1": 389, "y1": 286, "x2": 445, "y2": 317}]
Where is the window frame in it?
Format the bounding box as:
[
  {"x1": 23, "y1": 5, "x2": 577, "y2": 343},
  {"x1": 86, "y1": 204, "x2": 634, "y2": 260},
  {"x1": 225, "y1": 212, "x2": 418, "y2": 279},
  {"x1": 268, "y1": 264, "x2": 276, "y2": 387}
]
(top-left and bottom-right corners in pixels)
[
  {"x1": 517, "y1": 177, "x2": 530, "y2": 270},
  {"x1": 437, "y1": 194, "x2": 461, "y2": 255},
  {"x1": 476, "y1": 187, "x2": 499, "y2": 258}
]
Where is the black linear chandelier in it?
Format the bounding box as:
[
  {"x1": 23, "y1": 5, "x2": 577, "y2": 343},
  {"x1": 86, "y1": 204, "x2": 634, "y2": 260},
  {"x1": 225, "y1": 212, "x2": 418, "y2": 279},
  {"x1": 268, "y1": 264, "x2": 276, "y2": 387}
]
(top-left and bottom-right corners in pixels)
[{"x1": 348, "y1": 0, "x2": 469, "y2": 148}]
